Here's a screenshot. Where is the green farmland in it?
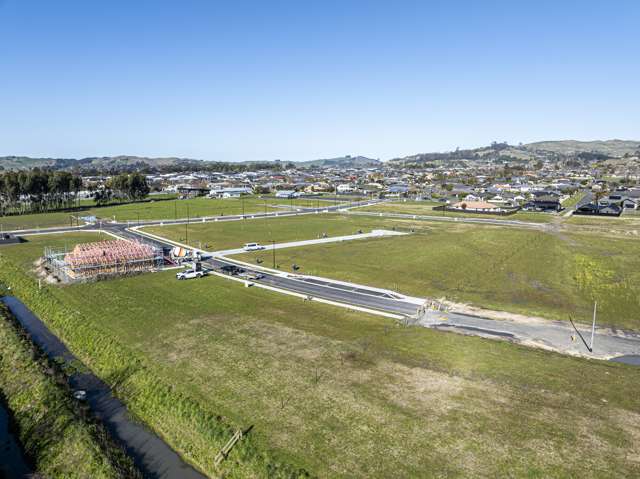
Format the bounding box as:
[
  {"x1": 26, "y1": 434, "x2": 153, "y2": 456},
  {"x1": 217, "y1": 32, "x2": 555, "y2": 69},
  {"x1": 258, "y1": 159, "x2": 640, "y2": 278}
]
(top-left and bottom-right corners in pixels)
[
  {"x1": 0, "y1": 195, "x2": 343, "y2": 231},
  {"x1": 237, "y1": 222, "x2": 640, "y2": 330},
  {"x1": 0, "y1": 233, "x2": 639, "y2": 478}
]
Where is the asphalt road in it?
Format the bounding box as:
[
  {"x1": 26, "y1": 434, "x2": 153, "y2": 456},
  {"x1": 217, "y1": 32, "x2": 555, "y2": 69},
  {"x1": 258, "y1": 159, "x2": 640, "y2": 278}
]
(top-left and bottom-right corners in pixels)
[
  {"x1": 206, "y1": 257, "x2": 421, "y2": 316},
  {"x1": 4, "y1": 200, "x2": 640, "y2": 360}
]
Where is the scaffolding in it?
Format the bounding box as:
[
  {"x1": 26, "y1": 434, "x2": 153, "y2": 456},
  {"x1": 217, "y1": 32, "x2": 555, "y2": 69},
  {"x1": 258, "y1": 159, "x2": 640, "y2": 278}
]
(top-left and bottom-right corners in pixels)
[{"x1": 44, "y1": 239, "x2": 163, "y2": 283}]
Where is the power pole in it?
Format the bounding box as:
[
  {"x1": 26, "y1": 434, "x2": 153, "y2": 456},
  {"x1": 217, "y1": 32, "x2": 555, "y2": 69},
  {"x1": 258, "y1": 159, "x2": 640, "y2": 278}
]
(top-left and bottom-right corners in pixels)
[
  {"x1": 186, "y1": 204, "x2": 190, "y2": 244},
  {"x1": 272, "y1": 239, "x2": 276, "y2": 268},
  {"x1": 590, "y1": 301, "x2": 597, "y2": 352}
]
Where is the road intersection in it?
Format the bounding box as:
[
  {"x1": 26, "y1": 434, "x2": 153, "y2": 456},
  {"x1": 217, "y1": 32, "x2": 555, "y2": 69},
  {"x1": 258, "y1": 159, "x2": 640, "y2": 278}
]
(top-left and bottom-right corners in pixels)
[{"x1": 4, "y1": 200, "x2": 640, "y2": 362}]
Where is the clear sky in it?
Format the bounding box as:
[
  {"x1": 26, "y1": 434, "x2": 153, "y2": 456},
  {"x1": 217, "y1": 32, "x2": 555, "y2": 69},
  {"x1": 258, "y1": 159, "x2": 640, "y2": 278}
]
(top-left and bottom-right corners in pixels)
[{"x1": 1, "y1": 0, "x2": 638, "y2": 162}]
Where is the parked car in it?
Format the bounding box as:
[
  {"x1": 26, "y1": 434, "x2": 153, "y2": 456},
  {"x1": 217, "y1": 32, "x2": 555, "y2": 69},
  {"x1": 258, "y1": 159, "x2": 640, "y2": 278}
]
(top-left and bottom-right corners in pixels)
[
  {"x1": 176, "y1": 269, "x2": 205, "y2": 280},
  {"x1": 243, "y1": 242, "x2": 266, "y2": 251}
]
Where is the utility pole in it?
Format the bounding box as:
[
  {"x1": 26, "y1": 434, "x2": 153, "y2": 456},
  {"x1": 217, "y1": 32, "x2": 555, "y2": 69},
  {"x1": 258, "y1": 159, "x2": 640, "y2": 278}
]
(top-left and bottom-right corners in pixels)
[
  {"x1": 174, "y1": 199, "x2": 177, "y2": 220},
  {"x1": 242, "y1": 195, "x2": 245, "y2": 218},
  {"x1": 590, "y1": 301, "x2": 597, "y2": 352},
  {"x1": 272, "y1": 239, "x2": 276, "y2": 268},
  {"x1": 186, "y1": 204, "x2": 190, "y2": 244}
]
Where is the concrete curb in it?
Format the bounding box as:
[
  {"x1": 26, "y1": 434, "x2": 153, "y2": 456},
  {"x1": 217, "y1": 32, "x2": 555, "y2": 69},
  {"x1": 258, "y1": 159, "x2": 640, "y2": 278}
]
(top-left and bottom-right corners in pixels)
[{"x1": 210, "y1": 271, "x2": 405, "y2": 320}]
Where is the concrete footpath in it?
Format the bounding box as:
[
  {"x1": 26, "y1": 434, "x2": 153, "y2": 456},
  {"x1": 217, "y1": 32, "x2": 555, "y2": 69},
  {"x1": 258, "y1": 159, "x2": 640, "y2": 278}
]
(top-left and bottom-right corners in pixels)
[
  {"x1": 212, "y1": 229, "x2": 407, "y2": 256},
  {"x1": 419, "y1": 309, "x2": 640, "y2": 361}
]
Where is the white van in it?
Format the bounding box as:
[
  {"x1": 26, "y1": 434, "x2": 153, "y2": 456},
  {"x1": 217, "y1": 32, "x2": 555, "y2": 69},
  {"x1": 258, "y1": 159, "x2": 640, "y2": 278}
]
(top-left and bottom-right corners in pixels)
[{"x1": 243, "y1": 242, "x2": 265, "y2": 251}]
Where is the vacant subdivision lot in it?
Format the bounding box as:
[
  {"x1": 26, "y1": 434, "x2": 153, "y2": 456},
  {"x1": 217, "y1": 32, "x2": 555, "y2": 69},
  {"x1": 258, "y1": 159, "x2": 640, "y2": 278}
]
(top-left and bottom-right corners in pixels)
[
  {"x1": 142, "y1": 213, "x2": 410, "y2": 251},
  {"x1": 237, "y1": 222, "x2": 640, "y2": 331},
  {"x1": 358, "y1": 201, "x2": 557, "y2": 222},
  {"x1": 0, "y1": 234, "x2": 639, "y2": 478},
  {"x1": 0, "y1": 196, "x2": 341, "y2": 231}
]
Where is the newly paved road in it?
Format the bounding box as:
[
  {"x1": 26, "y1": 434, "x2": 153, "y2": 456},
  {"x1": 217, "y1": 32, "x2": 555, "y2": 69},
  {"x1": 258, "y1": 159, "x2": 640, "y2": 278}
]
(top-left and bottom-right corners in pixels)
[{"x1": 4, "y1": 200, "x2": 640, "y2": 361}]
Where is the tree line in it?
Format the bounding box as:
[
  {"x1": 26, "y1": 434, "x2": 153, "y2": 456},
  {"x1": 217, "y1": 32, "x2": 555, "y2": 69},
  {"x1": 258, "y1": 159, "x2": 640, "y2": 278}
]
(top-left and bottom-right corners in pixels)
[
  {"x1": 0, "y1": 170, "x2": 150, "y2": 216},
  {"x1": 91, "y1": 173, "x2": 150, "y2": 205},
  {"x1": 0, "y1": 169, "x2": 83, "y2": 215}
]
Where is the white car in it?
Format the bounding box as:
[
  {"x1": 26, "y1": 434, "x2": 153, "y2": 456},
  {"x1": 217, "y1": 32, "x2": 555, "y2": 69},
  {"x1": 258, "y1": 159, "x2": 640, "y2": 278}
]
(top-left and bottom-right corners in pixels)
[
  {"x1": 176, "y1": 269, "x2": 205, "y2": 280},
  {"x1": 243, "y1": 242, "x2": 266, "y2": 251}
]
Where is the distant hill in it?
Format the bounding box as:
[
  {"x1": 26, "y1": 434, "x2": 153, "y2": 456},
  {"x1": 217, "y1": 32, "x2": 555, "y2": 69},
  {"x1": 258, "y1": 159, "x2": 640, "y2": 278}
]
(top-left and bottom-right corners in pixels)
[
  {"x1": 297, "y1": 155, "x2": 381, "y2": 168},
  {"x1": 0, "y1": 155, "x2": 203, "y2": 172},
  {"x1": 389, "y1": 139, "x2": 640, "y2": 167},
  {"x1": 523, "y1": 139, "x2": 640, "y2": 157},
  {"x1": 0, "y1": 154, "x2": 382, "y2": 172},
  {"x1": 2, "y1": 141, "x2": 637, "y2": 172}
]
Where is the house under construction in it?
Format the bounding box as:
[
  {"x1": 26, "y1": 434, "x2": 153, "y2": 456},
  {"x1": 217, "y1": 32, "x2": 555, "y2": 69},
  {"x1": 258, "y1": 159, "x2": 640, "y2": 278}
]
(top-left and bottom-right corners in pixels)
[{"x1": 44, "y1": 239, "x2": 163, "y2": 283}]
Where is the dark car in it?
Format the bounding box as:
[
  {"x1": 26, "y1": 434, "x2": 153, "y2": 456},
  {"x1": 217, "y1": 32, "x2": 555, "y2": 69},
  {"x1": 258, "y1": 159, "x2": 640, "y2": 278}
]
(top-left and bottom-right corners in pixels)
[{"x1": 220, "y1": 265, "x2": 244, "y2": 275}]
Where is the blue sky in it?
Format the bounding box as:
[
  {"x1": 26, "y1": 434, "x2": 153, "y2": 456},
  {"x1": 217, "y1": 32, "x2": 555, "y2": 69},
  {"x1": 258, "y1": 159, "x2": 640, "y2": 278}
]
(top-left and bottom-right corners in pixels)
[{"x1": 1, "y1": 0, "x2": 638, "y2": 161}]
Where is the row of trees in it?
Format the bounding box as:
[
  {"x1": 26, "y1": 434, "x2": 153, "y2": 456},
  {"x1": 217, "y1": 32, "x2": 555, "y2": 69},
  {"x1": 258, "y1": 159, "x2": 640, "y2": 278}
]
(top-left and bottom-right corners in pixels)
[
  {"x1": 0, "y1": 170, "x2": 151, "y2": 215},
  {"x1": 0, "y1": 169, "x2": 83, "y2": 215},
  {"x1": 91, "y1": 173, "x2": 150, "y2": 205}
]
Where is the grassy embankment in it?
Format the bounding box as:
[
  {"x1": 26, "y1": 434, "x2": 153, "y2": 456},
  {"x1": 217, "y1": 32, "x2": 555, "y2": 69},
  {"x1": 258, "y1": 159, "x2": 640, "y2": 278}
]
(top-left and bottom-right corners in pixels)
[
  {"x1": 231, "y1": 221, "x2": 640, "y2": 330},
  {"x1": 0, "y1": 302, "x2": 138, "y2": 478},
  {"x1": 1, "y1": 234, "x2": 639, "y2": 477},
  {"x1": 0, "y1": 195, "x2": 343, "y2": 231},
  {"x1": 357, "y1": 200, "x2": 556, "y2": 223}
]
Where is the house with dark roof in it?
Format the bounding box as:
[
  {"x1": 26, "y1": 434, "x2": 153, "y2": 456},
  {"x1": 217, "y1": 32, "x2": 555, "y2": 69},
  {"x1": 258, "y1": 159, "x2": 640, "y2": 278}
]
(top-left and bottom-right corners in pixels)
[
  {"x1": 530, "y1": 194, "x2": 562, "y2": 211},
  {"x1": 575, "y1": 202, "x2": 622, "y2": 217}
]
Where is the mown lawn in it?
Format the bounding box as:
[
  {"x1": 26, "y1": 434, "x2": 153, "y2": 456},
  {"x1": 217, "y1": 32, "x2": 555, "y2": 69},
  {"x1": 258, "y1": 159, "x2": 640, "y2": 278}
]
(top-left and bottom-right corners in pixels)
[
  {"x1": 0, "y1": 196, "x2": 343, "y2": 231},
  {"x1": 0, "y1": 233, "x2": 639, "y2": 478},
  {"x1": 143, "y1": 213, "x2": 410, "y2": 250},
  {"x1": 237, "y1": 223, "x2": 640, "y2": 330},
  {"x1": 358, "y1": 201, "x2": 556, "y2": 223},
  {"x1": 561, "y1": 191, "x2": 588, "y2": 208}
]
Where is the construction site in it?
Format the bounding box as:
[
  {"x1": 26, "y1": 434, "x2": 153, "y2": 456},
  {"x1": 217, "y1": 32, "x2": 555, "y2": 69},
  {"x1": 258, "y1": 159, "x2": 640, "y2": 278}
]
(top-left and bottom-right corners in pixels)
[{"x1": 43, "y1": 239, "x2": 163, "y2": 283}]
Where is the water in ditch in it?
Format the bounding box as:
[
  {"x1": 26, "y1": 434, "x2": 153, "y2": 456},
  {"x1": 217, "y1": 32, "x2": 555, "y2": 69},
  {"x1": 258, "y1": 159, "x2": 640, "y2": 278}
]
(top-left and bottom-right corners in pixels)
[
  {"x1": 0, "y1": 397, "x2": 33, "y2": 479},
  {"x1": 1, "y1": 296, "x2": 207, "y2": 479}
]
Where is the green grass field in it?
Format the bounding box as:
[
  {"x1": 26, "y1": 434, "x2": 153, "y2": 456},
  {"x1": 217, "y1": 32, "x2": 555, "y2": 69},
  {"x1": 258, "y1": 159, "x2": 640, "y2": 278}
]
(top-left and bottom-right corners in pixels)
[
  {"x1": 0, "y1": 233, "x2": 639, "y2": 477},
  {"x1": 0, "y1": 235, "x2": 640, "y2": 478},
  {"x1": 142, "y1": 213, "x2": 409, "y2": 250},
  {"x1": 0, "y1": 195, "x2": 343, "y2": 231},
  {"x1": 237, "y1": 222, "x2": 640, "y2": 330},
  {"x1": 358, "y1": 201, "x2": 557, "y2": 223}
]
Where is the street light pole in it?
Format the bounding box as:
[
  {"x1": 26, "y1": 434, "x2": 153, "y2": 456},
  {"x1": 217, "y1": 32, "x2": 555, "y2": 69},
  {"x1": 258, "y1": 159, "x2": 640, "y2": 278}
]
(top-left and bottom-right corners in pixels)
[
  {"x1": 272, "y1": 239, "x2": 276, "y2": 268},
  {"x1": 590, "y1": 301, "x2": 597, "y2": 352},
  {"x1": 185, "y1": 204, "x2": 190, "y2": 244}
]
